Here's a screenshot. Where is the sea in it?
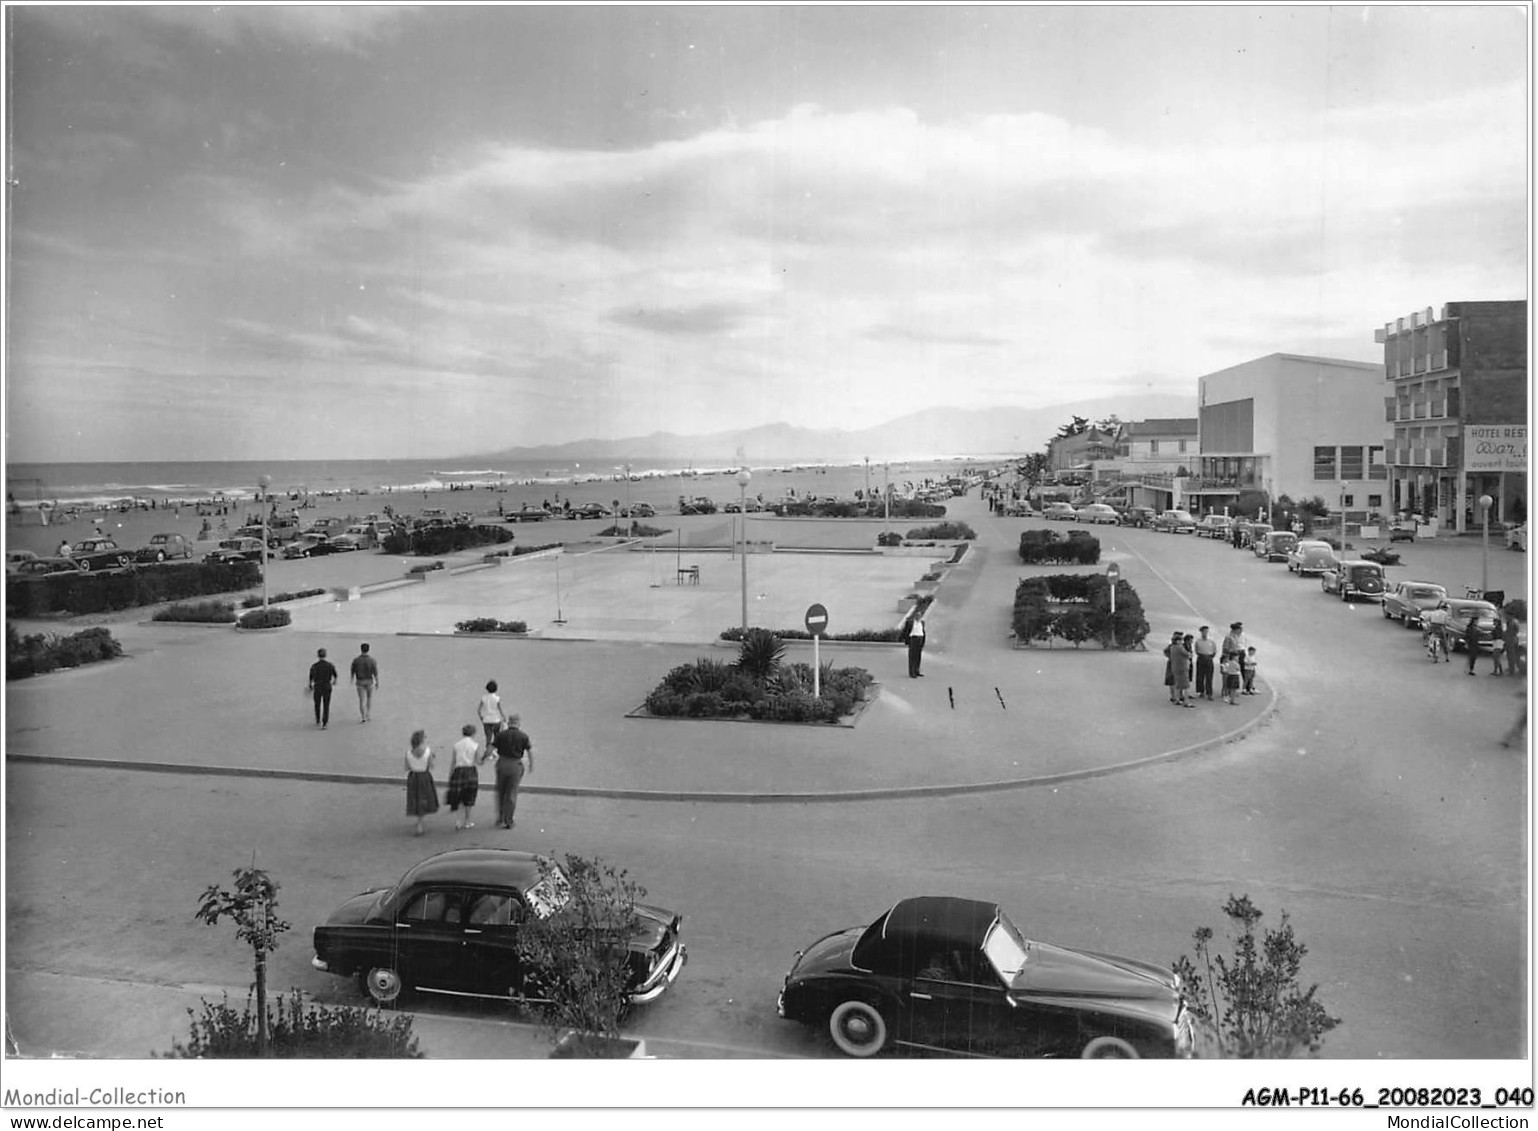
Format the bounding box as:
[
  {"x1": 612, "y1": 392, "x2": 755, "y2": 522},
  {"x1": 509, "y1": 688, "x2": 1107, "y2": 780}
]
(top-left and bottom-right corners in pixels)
[{"x1": 5, "y1": 455, "x2": 1014, "y2": 512}]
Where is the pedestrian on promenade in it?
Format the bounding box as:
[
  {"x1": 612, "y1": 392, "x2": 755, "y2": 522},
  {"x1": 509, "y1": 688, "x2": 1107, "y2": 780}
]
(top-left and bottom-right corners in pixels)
[
  {"x1": 404, "y1": 729, "x2": 438, "y2": 836},
  {"x1": 1465, "y1": 617, "x2": 1499, "y2": 676},
  {"x1": 1162, "y1": 631, "x2": 1182, "y2": 703},
  {"x1": 477, "y1": 680, "x2": 505, "y2": 747},
  {"x1": 491, "y1": 715, "x2": 533, "y2": 830},
  {"x1": 447, "y1": 724, "x2": 481, "y2": 831},
  {"x1": 350, "y1": 642, "x2": 379, "y2": 722},
  {"x1": 1243, "y1": 646, "x2": 1260, "y2": 694},
  {"x1": 307, "y1": 647, "x2": 338, "y2": 728},
  {"x1": 1182, "y1": 634, "x2": 1197, "y2": 690},
  {"x1": 1220, "y1": 653, "x2": 1242, "y2": 705},
  {"x1": 1223, "y1": 622, "x2": 1248, "y2": 687},
  {"x1": 1503, "y1": 608, "x2": 1526, "y2": 678},
  {"x1": 1193, "y1": 626, "x2": 1218, "y2": 700},
  {"x1": 905, "y1": 609, "x2": 928, "y2": 678},
  {"x1": 1169, "y1": 635, "x2": 1194, "y2": 707}
]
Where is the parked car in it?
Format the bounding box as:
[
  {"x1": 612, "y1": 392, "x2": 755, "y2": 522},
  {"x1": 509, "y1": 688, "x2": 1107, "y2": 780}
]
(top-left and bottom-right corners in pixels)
[
  {"x1": 282, "y1": 534, "x2": 331, "y2": 559},
  {"x1": 325, "y1": 534, "x2": 365, "y2": 553},
  {"x1": 1074, "y1": 503, "x2": 1121, "y2": 525},
  {"x1": 14, "y1": 556, "x2": 84, "y2": 576},
  {"x1": 1154, "y1": 510, "x2": 1196, "y2": 534},
  {"x1": 679, "y1": 497, "x2": 718, "y2": 516},
  {"x1": 1286, "y1": 539, "x2": 1336, "y2": 576},
  {"x1": 1001, "y1": 499, "x2": 1034, "y2": 517},
  {"x1": 1042, "y1": 502, "x2": 1078, "y2": 522},
  {"x1": 1389, "y1": 517, "x2": 1419, "y2": 543},
  {"x1": 311, "y1": 849, "x2": 686, "y2": 1009},
  {"x1": 68, "y1": 537, "x2": 134, "y2": 571},
  {"x1": 620, "y1": 502, "x2": 657, "y2": 519},
  {"x1": 1118, "y1": 505, "x2": 1157, "y2": 528},
  {"x1": 1437, "y1": 599, "x2": 1502, "y2": 653},
  {"x1": 1195, "y1": 514, "x2": 1231, "y2": 539},
  {"x1": 135, "y1": 533, "x2": 194, "y2": 563},
  {"x1": 1380, "y1": 581, "x2": 1448, "y2": 628},
  {"x1": 1238, "y1": 522, "x2": 1272, "y2": 549},
  {"x1": 1321, "y1": 559, "x2": 1386, "y2": 602},
  {"x1": 6, "y1": 549, "x2": 40, "y2": 574},
  {"x1": 778, "y1": 896, "x2": 1192, "y2": 1059},
  {"x1": 566, "y1": 502, "x2": 610, "y2": 520},
  {"x1": 1507, "y1": 523, "x2": 1527, "y2": 552},
  {"x1": 506, "y1": 504, "x2": 551, "y2": 523},
  {"x1": 1254, "y1": 530, "x2": 1298, "y2": 562},
  {"x1": 204, "y1": 537, "x2": 270, "y2": 564},
  {"x1": 306, "y1": 517, "x2": 350, "y2": 535}
]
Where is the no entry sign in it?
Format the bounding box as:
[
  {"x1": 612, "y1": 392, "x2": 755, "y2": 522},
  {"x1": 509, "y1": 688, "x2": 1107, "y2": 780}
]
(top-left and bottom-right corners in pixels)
[{"x1": 804, "y1": 602, "x2": 829, "y2": 636}]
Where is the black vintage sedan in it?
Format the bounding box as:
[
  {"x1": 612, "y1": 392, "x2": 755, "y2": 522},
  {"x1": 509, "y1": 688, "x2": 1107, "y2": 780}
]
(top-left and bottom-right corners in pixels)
[
  {"x1": 312, "y1": 849, "x2": 686, "y2": 1009},
  {"x1": 778, "y1": 896, "x2": 1192, "y2": 1058}
]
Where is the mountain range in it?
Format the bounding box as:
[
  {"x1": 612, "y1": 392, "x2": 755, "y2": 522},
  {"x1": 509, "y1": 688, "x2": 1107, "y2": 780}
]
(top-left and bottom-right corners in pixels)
[{"x1": 477, "y1": 394, "x2": 1195, "y2": 465}]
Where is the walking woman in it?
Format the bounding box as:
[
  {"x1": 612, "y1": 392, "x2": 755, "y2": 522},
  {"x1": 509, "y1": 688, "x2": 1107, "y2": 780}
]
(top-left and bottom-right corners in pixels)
[
  {"x1": 447, "y1": 723, "x2": 481, "y2": 831},
  {"x1": 404, "y1": 729, "x2": 439, "y2": 836}
]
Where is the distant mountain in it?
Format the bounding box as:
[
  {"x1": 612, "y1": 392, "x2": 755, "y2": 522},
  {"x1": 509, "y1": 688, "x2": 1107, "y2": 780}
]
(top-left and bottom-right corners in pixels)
[{"x1": 474, "y1": 395, "x2": 1195, "y2": 465}]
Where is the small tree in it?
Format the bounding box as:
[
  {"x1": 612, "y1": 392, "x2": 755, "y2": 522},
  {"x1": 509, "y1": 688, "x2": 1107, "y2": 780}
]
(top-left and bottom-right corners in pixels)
[
  {"x1": 519, "y1": 854, "x2": 646, "y2": 1054},
  {"x1": 1173, "y1": 894, "x2": 1339, "y2": 1058},
  {"x1": 735, "y1": 627, "x2": 786, "y2": 681},
  {"x1": 195, "y1": 858, "x2": 291, "y2": 1056}
]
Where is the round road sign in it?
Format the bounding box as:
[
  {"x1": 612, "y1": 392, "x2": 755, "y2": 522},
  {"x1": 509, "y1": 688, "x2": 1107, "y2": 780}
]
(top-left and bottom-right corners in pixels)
[
  {"x1": 804, "y1": 602, "x2": 829, "y2": 636},
  {"x1": 1105, "y1": 562, "x2": 1121, "y2": 580}
]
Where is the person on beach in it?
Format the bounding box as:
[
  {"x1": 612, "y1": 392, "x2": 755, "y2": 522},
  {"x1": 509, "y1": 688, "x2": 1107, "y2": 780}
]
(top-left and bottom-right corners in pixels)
[
  {"x1": 447, "y1": 724, "x2": 481, "y2": 831},
  {"x1": 404, "y1": 729, "x2": 438, "y2": 836},
  {"x1": 307, "y1": 648, "x2": 338, "y2": 728},
  {"x1": 1193, "y1": 626, "x2": 1218, "y2": 700},
  {"x1": 350, "y1": 642, "x2": 379, "y2": 722},
  {"x1": 904, "y1": 608, "x2": 928, "y2": 677},
  {"x1": 477, "y1": 680, "x2": 505, "y2": 747},
  {"x1": 491, "y1": 715, "x2": 533, "y2": 830}
]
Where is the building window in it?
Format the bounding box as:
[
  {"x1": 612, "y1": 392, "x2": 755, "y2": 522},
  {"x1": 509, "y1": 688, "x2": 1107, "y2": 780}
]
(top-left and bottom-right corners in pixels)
[
  {"x1": 1149, "y1": 440, "x2": 1160, "y2": 454},
  {"x1": 1339, "y1": 446, "x2": 1364, "y2": 479},
  {"x1": 1313, "y1": 446, "x2": 1337, "y2": 480},
  {"x1": 1178, "y1": 439, "x2": 1188, "y2": 453},
  {"x1": 1368, "y1": 494, "x2": 1383, "y2": 509},
  {"x1": 1342, "y1": 494, "x2": 1355, "y2": 508}
]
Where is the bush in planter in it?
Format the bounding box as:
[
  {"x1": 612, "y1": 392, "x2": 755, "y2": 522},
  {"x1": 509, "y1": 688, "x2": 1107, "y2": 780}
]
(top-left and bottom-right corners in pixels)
[
  {"x1": 160, "y1": 991, "x2": 423, "y2": 1059},
  {"x1": 719, "y1": 625, "x2": 906, "y2": 643},
  {"x1": 455, "y1": 618, "x2": 529, "y2": 634},
  {"x1": 876, "y1": 532, "x2": 903, "y2": 547},
  {"x1": 241, "y1": 588, "x2": 325, "y2": 608},
  {"x1": 905, "y1": 521, "x2": 976, "y2": 541},
  {"x1": 7, "y1": 625, "x2": 123, "y2": 680},
  {"x1": 6, "y1": 559, "x2": 261, "y2": 617},
  {"x1": 1019, "y1": 530, "x2": 1100, "y2": 565},
  {"x1": 1010, "y1": 575, "x2": 1149, "y2": 649},
  {"x1": 238, "y1": 606, "x2": 292, "y2": 629},
  {"x1": 735, "y1": 628, "x2": 786, "y2": 682},
  {"x1": 155, "y1": 600, "x2": 238, "y2": 623},
  {"x1": 643, "y1": 688, "x2": 687, "y2": 717}
]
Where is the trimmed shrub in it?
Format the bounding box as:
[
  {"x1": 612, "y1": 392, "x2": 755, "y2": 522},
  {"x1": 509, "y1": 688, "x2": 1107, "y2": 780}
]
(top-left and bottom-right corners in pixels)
[
  {"x1": 383, "y1": 524, "x2": 517, "y2": 556},
  {"x1": 7, "y1": 624, "x2": 123, "y2": 680},
  {"x1": 6, "y1": 560, "x2": 261, "y2": 617},
  {"x1": 160, "y1": 991, "x2": 423, "y2": 1059},
  {"x1": 455, "y1": 618, "x2": 529, "y2": 634},
  {"x1": 1011, "y1": 574, "x2": 1149, "y2": 650},
  {"x1": 1019, "y1": 529, "x2": 1100, "y2": 565},
  {"x1": 599, "y1": 523, "x2": 668, "y2": 538},
  {"x1": 876, "y1": 532, "x2": 903, "y2": 547},
  {"x1": 237, "y1": 606, "x2": 292, "y2": 629},
  {"x1": 719, "y1": 625, "x2": 904, "y2": 643},
  {"x1": 642, "y1": 654, "x2": 873, "y2": 723},
  {"x1": 155, "y1": 600, "x2": 239, "y2": 623},
  {"x1": 906, "y1": 521, "x2": 976, "y2": 541},
  {"x1": 241, "y1": 588, "x2": 325, "y2": 608}
]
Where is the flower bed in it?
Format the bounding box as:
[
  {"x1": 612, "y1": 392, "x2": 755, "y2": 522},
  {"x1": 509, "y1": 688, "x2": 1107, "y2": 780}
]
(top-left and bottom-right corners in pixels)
[
  {"x1": 1011, "y1": 574, "x2": 1148, "y2": 650},
  {"x1": 456, "y1": 617, "x2": 529, "y2": 634},
  {"x1": 643, "y1": 629, "x2": 874, "y2": 723}
]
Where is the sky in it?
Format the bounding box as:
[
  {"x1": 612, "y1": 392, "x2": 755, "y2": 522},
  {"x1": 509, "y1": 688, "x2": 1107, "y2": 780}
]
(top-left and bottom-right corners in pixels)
[{"x1": 2, "y1": 3, "x2": 1528, "y2": 463}]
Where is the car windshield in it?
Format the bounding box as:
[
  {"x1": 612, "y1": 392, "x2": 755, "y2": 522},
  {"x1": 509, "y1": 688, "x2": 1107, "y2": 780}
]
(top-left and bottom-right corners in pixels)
[
  {"x1": 1407, "y1": 587, "x2": 1442, "y2": 599},
  {"x1": 981, "y1": 914, "x2": 1029, "y2": 982},
  {"x1": 524, "y1": 865, "x2": 572, "y2": 920}
]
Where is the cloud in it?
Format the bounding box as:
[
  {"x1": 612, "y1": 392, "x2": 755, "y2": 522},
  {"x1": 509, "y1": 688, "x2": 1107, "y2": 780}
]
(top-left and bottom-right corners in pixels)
[
  {"x1": 142, "y1": 6, "x2": 415, "y2": 52},
  {"x1": 606, "y1": 303, "x2": 755, "y2": 336}
]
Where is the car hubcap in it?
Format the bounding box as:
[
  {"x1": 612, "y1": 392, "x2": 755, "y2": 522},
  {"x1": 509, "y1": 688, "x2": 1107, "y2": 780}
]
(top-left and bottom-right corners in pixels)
[{"x1": 365, "y1": 968, "x2": 402, "y2": 1003}]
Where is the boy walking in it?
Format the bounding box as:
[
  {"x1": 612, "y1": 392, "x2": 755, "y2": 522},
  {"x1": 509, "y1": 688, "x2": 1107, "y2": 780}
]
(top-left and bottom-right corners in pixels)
[{"x1": 350, "y1": 642, "x2": 379, "y2": 722}]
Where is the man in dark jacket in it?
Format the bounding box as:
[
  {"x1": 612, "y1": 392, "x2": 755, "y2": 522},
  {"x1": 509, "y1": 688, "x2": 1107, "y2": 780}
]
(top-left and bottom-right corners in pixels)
[
  {"x1": 307, "y1": 648, "x2": 339, "y2": 728},
  {"x1": 491, "y1": 714, "x2": 534, "y2": 829}
]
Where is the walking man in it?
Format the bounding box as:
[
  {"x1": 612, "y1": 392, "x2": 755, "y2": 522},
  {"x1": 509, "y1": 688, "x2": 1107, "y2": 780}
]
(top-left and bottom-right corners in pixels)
[
  {"x1": 350, "y1": 642, "x2": 379, "y2": 722},
  {"x1": 307, "y1": 648, "x2": 338, "y2": 729},
  {"x1": 492, "y1": 714, "x2": 533, "y2": 829},
  {"x1": 1193, "y1": 626, "x2": 1218, "y2": 700},
  {"x1": 906, "y1": 609, "x2": 928, "y2": 678}
]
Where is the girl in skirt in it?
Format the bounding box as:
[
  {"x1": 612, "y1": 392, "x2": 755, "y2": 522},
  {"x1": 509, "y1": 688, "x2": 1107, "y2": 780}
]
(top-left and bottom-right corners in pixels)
[
  {"x1": 447, "y1": 723, "x2": 482, "y2": 831},
  {"x1": 404, "y1": 729, "x2": 439, "y2": 835}
]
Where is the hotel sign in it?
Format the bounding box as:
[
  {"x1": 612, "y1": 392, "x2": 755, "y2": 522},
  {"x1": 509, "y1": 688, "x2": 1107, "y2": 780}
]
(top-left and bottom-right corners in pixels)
[{"x1": 1463, "y1": 425, "x2": 1527, "y2": 472}]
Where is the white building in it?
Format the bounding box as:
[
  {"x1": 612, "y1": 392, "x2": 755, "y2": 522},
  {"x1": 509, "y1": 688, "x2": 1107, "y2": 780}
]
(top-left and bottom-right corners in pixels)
[{"x1": 1190, "y1": 353, "x2": 1389, "y2": 521}]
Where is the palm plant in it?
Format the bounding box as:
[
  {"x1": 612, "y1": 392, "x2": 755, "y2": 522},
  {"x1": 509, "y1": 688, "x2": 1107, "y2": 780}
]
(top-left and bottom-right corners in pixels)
[{"x1": 735, "y1": 628, "x2": 785, "y2": 682}]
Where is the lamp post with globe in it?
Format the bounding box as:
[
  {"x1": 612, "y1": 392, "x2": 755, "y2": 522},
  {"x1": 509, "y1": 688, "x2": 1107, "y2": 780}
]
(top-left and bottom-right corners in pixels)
[
  {"x1": 737, "y1": 468, "x2": 752, "y2": 634},
  {"x1": 258, "y1": 473, "x2": 272, "y2": 609}
]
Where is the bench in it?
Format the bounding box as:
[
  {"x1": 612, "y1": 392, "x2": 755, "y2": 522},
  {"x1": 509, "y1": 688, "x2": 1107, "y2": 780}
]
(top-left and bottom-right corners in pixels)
[{"x1": 676, "y1": 565, "x2": 700, "y2": 585}]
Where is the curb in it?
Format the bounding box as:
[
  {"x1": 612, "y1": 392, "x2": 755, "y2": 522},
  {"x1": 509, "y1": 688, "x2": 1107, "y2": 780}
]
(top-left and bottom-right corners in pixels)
[{"x1": 7, "y1": 685, "x2": 1277, "y2": 803}]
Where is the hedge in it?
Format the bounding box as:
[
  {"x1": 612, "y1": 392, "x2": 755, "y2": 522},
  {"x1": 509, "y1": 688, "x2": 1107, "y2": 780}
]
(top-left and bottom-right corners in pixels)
[
  {"x1": 382, "y1": 524, "x2": 518, "y2": 556},
  {"x1": 6, "y1": 560, "x2": 262, "y2": 617},
  {"x1": 1019, "y1": 529, "x2": 1101, "y2": 565},
  {"x1": 7, "y1": 624, "x2": 123, "y2": 680},
  {"x1": 456, "y1": 618, "x2": 529, "y2": 634},
  {"x1": 906, "y1": 521, "x2": 976, "y2": 541},
  {"x1": 1011, "y1": 574, "x2": 1149, "y2": 649},
  {"x1": 154, "y1": 600, "x2": 238, "y2": 623},
  {"x1": 160, "y1": 991, "x2": 423, "y2": 1059},
  {"x1": 237, "y1": 606, "x2": 292, "y2": 629}
]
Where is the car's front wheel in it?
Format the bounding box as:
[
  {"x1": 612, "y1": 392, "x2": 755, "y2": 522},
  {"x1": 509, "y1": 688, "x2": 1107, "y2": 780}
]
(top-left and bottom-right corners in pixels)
[
  {"x1": 827, "y1": 999, "x2": 889, "y2": 1057},
  {"x1": 361, "y1": 966, "x2": 404, "y2": 1005},
  {"x1": 1081, "y1": 1035, "x2": 1140, "y2": 1059}
]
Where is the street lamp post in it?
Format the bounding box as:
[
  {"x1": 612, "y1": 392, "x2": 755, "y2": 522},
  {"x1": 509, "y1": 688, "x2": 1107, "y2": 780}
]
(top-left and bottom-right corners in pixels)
[
  {"x1": 258, "y1": 473, "x2": 271, "y2": 609},
  {"x1": 883, "y1": 462, "x2": 891, "y2": 538},
  {"x1": 737, "y1": 469, "x2": 752, "y2": 634},
  {"x1": 1339, "y1": 481, "x2": 1347, "y2": 551},
  {"x1": 625, "y1": 464, "x2": 633, "y2": 537},
  {"x1": 1480, "y1": 493, "x2": 1494, "y2": 595}
]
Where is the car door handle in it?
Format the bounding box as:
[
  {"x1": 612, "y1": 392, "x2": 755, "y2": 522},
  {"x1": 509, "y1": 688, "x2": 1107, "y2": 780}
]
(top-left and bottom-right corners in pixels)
[
  {"x1": 463, "y1": 929, "x2": 482, "y2": 935},
  {"x1": 909, "y1": 992, "x2": 933, "y2": 1000}
]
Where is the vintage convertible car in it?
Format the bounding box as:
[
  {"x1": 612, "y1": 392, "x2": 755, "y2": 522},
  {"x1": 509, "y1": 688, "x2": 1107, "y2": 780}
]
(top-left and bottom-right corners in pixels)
[
  {"x1": 778, "y1": 896, "x2": 1193, "y2": 1058},
  {"x1": 312, "y1": 849, "x2": 686, "y2": 1009}
]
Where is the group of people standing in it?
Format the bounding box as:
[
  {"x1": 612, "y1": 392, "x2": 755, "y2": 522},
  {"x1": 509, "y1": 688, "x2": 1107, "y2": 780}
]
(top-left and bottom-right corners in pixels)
[
  {"x1": 403, "y1": 680, "x2": 535, "y2": 836},
  {"x1": 305, "y1": 643, "x2": 378, "y2": 727},
  {"x1": 1164, "y1": 622, "x2": 1258, "y2": 707}
]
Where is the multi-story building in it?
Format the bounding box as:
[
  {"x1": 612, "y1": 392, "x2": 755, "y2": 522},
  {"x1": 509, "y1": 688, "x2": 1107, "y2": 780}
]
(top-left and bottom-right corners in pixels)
[
  {"x1": 1045, "y1": 426, "x2": 1117, "y2": 475},
  {"x1": 1188, "y1": 353, "x2": 1389, "y2": 521},
  {"x1": 1375, "y1": 301, "x2": 1527, "y2": 533},
  {"x1": 1096, "y1": 418, "x2": 1198, "y2": 509}
]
